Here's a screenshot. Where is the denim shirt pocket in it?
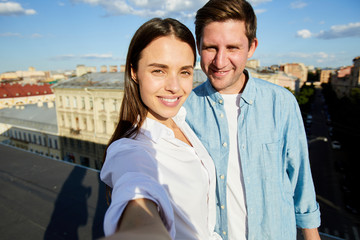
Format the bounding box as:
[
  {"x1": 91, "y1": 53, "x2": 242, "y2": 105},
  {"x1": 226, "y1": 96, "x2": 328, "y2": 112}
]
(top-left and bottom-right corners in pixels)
[{"x1": 261, "y1": 141, "x2": 280, "y2": 180}]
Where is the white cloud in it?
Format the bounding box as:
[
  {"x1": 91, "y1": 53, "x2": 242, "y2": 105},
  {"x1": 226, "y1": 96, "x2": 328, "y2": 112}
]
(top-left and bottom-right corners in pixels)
[
  {"x1": 0, "y1": 1, "x2": 36, "y2": 16},
  {"x1": 0, "y1": 32, "x2": 22, "y2": 37},
  {"x1": 316, "y1": 22, "x2": 360, "y2": 39},
  {"x1": 52, "y1": 53, "x2": 119, "y2": 61},
  {"x1": 255, "y1": 9, "x2": 267, "y2": 14},
  {"x1": 82, "y1": 53, "x2": 116, "y2": 60},
  {"x1": 71, "y1": 0, "x2": 207, "y2": 18},
  {"x1": 296, "y1": 22, "x2": 360, "y2": 40},
  {"x1": 248, "y1": 0, "x2": 272, "y2": 6},
  {"x1": 280, "y1": 52, "x2": 336, "y2": 64},
  {"x1": 296, "y1": 29, "x2": 312, "y2": 39},
  {"x1": 290, "y1": 1, "x2": 307, "y2": 9},
  {"x1": 30, "y1": 33, "x2": 43, "y2": 38}
]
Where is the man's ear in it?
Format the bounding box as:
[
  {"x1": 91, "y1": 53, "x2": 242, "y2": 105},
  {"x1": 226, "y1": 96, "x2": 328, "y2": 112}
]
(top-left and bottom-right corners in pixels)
[
  {"x1": 247, "y1": 38, "x2": 258, "y2": 59},
  {"x1": 130, "y1": 66, "x2": 138, "y2": 83}
]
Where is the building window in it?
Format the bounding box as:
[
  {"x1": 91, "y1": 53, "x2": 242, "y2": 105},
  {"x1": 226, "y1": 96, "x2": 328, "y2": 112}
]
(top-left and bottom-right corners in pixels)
[
  {"x1": 73, "y1": 97, "x2": 77, "y2": 108},
  {"x1": 113, "y1": 99, "x2": 118, "y2": 111},
  {"x1": 80, "y1": 156, "x2": 90, "y2": 167},
  {"x1": 59, "y1": 96, "x2": 63, "y2": 107},
  {"x1": 23, "y1": 132, "x2": 27, "y2": 141},
  {"x1": 43, "y1": 136, "x2": 47, "y2": 146},
  {"x1": 101, "y1": 98, "x2": 105, "y2": 110},
  {"x1": 61, "y1": 114, "x2": 65, "y2": 127},
  {"x1": 65, "y1": 96, "x2": 70, "y2": 107},
  {"x1": 83, "y1": 117, "x2": 87, "y2": 131},
  {"x1": 38, "y1": 136, "x2": 42, "y2": 145},
  {"x1": 80, "y1": 97, "x2": 85, "y2": 109},
  {"x1": 89, "y1": 97, "x2": 93, "y2": 110},
  {"x1": 103, "y1": 120, "x2": 107, "y2": 134},
  {"x1": 48, "y1": 138, "x2": 52, "y2": 148},
  {"x1": 54, "y1": 139, "x2": 58, "y2": 149}
]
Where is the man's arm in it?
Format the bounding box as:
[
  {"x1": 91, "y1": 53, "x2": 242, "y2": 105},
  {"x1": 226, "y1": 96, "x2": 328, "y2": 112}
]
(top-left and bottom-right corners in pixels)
[
  {"x1": 302, "y1": 228, "x2": 321, "y2": 240},
  {"x1": 101, "y1": 198, "x2": 171, "y2": 240}
]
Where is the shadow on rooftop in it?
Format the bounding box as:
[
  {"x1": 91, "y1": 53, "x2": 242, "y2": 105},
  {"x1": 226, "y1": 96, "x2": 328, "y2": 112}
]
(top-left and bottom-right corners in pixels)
[{"x1": 43, "y1": 166, "x2": 106, "y2": 239}]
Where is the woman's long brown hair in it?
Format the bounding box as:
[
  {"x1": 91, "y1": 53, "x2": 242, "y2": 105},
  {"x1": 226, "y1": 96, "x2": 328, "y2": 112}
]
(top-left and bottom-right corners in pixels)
[{"x1": 103, "y1": 18, "x2": 196, "y2": 203}]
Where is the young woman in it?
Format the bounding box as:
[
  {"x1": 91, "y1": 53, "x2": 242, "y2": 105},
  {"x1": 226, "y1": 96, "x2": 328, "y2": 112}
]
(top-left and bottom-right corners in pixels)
[{"x1": 100, "y1": 18, "x2": 221, "y2": 240}]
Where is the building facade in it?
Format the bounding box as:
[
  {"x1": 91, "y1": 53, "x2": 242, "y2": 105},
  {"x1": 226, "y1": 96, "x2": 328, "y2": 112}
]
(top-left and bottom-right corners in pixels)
[
  {"x1": 281, "y1": 63, "x2": 308, "y2": 88},
  {"x1": 331, "y1": 56, "x2": 360, "y2": 98},
  {"x1": 0, "y1": 102, "x2": 62, "y2": 160}
]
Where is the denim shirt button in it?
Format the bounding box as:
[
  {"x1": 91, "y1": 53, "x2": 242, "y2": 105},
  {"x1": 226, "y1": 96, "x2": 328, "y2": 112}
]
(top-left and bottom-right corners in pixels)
[
  {"x1": 220, "y1": 175, "x2": 225, "y2": 180},
  {"x1": 220, "y1": 113, "x2": 224, "y2": 118},
  {"x1": 222, "y1": 142, "x2": 227, "y2": 147},
  {"x1": 219, "y1": 99, "x2": 223, "y2": 104}
]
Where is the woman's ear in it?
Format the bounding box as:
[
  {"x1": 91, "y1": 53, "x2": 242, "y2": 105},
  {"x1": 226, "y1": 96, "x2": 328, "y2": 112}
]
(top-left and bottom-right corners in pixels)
[{"x1": 130, "y1": 66, "x2": 138, "y2": 84}]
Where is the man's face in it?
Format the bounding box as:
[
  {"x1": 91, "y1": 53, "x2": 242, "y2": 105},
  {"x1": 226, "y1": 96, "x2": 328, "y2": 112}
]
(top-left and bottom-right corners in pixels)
[{"x1": 199, "y1": 20, "x2": 257, "y2": 94}]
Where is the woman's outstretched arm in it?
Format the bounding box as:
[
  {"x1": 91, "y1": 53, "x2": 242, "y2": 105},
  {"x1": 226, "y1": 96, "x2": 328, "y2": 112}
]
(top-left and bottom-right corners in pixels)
[{"x1": 100, "y1": 198, "x2": 171, "y2": 240}]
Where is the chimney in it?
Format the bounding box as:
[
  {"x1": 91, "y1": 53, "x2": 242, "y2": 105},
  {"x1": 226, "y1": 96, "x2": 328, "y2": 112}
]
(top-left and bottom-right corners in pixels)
[{"x1": 109, "y1": 65, "x2": 118, "y2": 72}]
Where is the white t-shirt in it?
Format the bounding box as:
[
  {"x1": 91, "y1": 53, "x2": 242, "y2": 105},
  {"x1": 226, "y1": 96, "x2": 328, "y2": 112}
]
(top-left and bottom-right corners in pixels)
[
  {"x1": 100, "y1": 107, "x2": 221, "y2": 240},
  {"x1": 221, "y1": 93, "x2": 248, "y2": 240}
]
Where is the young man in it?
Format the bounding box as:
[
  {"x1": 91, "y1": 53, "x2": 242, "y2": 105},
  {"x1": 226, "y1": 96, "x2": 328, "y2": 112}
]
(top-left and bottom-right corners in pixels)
[{"x1": 184, "y1": 0, "x2": 321, "y2": 239}]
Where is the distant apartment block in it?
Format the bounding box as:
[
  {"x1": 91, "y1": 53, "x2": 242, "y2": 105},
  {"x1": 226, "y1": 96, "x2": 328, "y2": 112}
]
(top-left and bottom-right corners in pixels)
[
  {"x1": 320, "y1": 69, "x2": 334, "y2": 84},
  {"x1": 0, "y1": 102, "x2": 62, "y2": 160},
  {"x1": 246, "y1": 59, "x2": 260, "y2": 69},
  {"x1": 248, "y1": 68, "x2": 300, "y2": 93},
  {"x1": 280, "y1": 63, "x2": 308, "y2": 87},
  {"x1": 330, "y1": 56, "x2": 360, "y2": 98},
  {"x1": 0, "y1": 82, "x2": 55, "y2": 109}
]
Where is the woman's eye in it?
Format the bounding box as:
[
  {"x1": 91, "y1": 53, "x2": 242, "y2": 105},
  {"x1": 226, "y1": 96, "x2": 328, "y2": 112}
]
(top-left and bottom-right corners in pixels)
[
  {"x1": 181, "y1": 71, "x2": 191, "y2": 76},
  {"x1": 152, "y1": 69, "x2": 164, "y2": 74}
]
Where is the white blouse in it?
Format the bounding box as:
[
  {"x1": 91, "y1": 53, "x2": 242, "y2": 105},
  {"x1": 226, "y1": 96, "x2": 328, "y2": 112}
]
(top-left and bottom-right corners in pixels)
[{"x1": 100, "y1": 107, "x2": 221, "y2": 240}]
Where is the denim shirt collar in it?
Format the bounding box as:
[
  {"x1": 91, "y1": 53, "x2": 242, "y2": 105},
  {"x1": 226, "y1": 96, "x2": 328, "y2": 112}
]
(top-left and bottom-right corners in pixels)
[{"x1": 204, "y1": 69, "x2": 256, "y2": 106}]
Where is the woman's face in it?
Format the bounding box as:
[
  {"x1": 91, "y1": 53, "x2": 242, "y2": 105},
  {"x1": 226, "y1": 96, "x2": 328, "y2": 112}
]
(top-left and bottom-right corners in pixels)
[{"x1": 132, "y1": 35, "x2": 194, "y2": 126}]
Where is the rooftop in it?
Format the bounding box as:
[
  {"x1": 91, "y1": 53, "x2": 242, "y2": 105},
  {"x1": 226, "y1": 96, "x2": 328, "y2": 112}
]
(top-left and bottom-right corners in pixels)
[
  {"x1": 0, "y1": 102, "x2": 57, "y2": 133},
  {"x1": 0, "y1": 143, "x2": 107, "y2": 239},
  {"x1": 0, "y1": 82, "x2": 53, "y2": 99}
]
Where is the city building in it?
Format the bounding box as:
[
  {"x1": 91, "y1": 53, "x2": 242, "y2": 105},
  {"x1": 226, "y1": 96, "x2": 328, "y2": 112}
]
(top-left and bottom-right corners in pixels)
[
  {"x1": 246, "y1": 59, "x2": 260, "y2": 69},
  {"x1": 330, "y1": 56, "x2": 360, "y2": 98},
  {"x1": 320, "y1": 69, "x2": 334, "y2": 84},
  {"x1": 0, "y1": 102, "x2": 62, "y2": 160},
  {"x1": 0, "y1": 67, "x2": 47, "y2": 84},
  {"x1": 248, "y1": 68, "x2": 300, "y2": 93},
  {"x1": 280, "y1": 63, "x2": 308, "y2": 87},
  {"x1": 0, "y1": 82, "x2": 55, "y2": 109}
]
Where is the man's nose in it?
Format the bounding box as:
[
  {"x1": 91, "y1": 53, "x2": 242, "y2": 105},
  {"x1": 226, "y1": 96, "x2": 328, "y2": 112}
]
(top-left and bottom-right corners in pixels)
[{"x1": 212, "y1": 49, "x2": 227, "y2": 68}]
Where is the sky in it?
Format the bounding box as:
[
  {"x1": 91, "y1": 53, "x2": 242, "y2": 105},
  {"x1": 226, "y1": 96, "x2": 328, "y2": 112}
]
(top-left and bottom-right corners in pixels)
[{"x1": 0, "y1": 0, "x2": 359, "y2": 73}]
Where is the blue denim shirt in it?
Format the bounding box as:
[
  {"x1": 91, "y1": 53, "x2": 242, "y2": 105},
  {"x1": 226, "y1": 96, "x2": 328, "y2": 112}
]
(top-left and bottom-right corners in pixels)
[{"x1": 184, "y1": 70, "x2": 320, "y2": 240}]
